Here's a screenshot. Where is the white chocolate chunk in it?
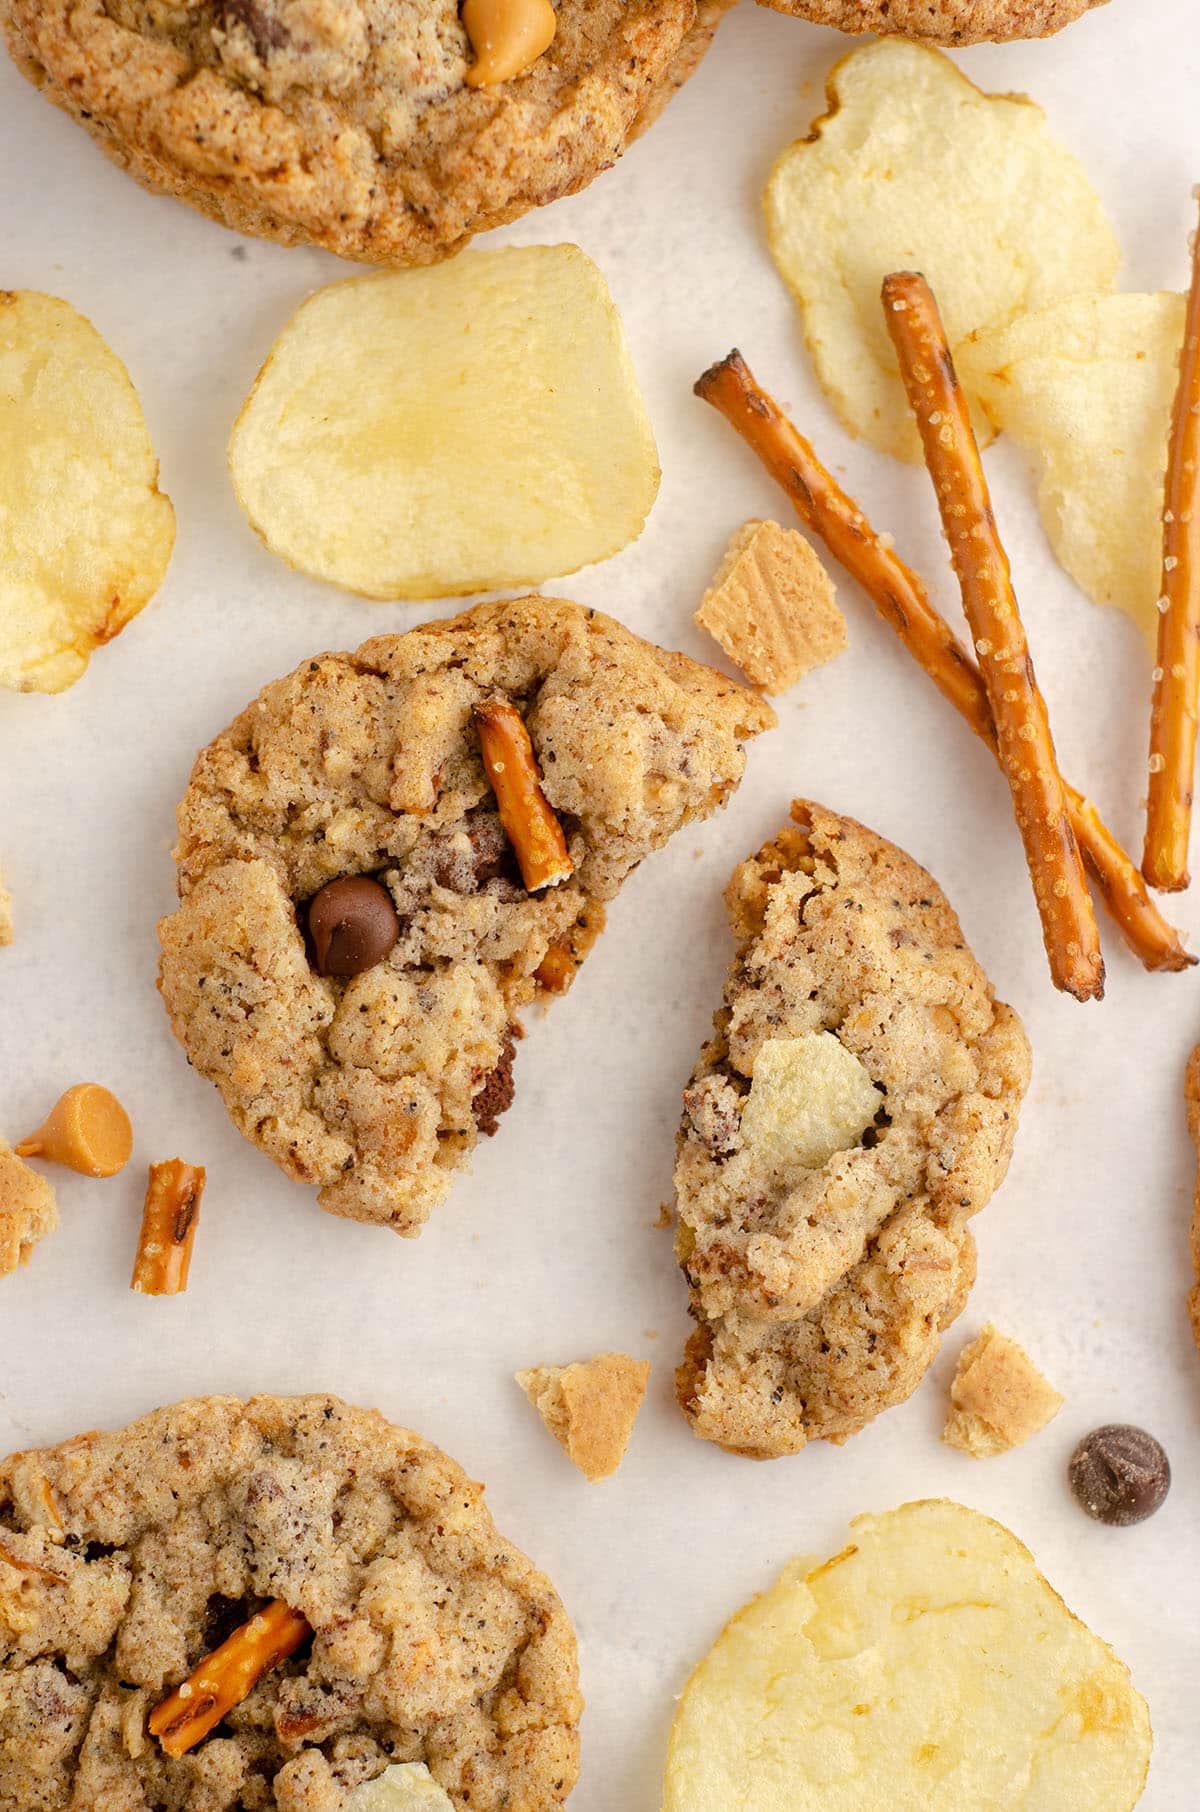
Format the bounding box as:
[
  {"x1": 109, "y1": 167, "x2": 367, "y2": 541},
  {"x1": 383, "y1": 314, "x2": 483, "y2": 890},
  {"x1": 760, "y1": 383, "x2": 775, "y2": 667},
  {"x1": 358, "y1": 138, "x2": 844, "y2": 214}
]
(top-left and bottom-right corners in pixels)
[
  {"x1": 346, "y1": 1764, "x2": 455, "y2": 1811},
  {"x1": 740, "y1": 1033, "x2": 881, "y2": 1174}
]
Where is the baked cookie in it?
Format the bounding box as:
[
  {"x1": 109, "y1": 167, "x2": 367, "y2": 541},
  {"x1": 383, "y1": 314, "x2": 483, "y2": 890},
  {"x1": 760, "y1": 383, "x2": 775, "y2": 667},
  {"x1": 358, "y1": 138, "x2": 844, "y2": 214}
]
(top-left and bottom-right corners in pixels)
[
  {"x1": 3, "y1": 0, "x2": 715, "y2": 265},
  {"x1": 0, "y1": 1393, "x2": 580, "y2": 1811},
  {"x1": 0, "y1": 1141, "x2": 58, "y2": 1278},
  {"x1": 754, "y1": 0, "x2": 1105, "y2": 43},
  {"x1": 158, "y1": 596, "x2": 773, "y2": 1234},
  {"x1": 672, "y1": 802, "x2": 1030, "y2": 1458}
]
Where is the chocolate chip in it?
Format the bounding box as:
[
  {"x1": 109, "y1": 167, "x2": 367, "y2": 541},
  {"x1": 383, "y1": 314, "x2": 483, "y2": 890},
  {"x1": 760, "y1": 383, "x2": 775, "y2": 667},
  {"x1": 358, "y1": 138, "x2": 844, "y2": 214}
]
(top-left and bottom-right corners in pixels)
[
  {"x1": 1068, "y1": 1424, "x2": 1170, "y2": 1526},
  {"x1": 307, "y1": 877, "x2": 399, "y2": 978},
  {"x1": 472, "y1": 1031, "x2": 517, "y2": 1136}
]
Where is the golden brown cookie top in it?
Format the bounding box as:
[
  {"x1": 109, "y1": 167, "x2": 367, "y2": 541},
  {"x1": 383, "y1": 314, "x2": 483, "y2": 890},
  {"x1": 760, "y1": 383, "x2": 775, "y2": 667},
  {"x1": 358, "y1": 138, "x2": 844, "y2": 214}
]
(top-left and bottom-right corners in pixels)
[
  {"x1": 0, "y1": 1394, "x2": 581, "y2": 1812},
  {"x1": 755, "y1": 0, "x2": 1104, "y2": 44},
  {"x1": 4, "y1": 0, "x2": 699, "y2": 263}
]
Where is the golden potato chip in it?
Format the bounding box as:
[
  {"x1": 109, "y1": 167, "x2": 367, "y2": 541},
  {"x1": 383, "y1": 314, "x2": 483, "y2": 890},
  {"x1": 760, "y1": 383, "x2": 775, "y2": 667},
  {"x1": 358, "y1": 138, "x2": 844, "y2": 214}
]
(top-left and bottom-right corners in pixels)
[
  {"x1": 345, "y1": 1764, "x2": 454, "y2": 1811},
  {"x1": 664, "y1": 1499, "x2": 1151, "y2": 1811},
  {"x1": 957, "y1": 293, "x2": 1185, "y2": 643},
  {"x1": 764, "y1": 42, "x2": 1120, "y2": 461},
  {"x1": 0, "y1": 291, "x2": 175, "y2": 694},
  {"x1": 228, "y1": 245, "x2": 661, "y2": 600},
  {"x1": 739, "y1": 1032, "x2": 881, "y2": 1174}
]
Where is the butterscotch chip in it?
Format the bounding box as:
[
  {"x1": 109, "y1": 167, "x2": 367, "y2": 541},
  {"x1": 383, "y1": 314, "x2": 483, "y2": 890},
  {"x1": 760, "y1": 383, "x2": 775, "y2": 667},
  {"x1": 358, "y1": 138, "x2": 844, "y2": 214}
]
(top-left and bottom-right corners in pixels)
[
  {"x1": 516, "y1": 1353, "x2": 650, "y2": 1481},
  {"x1": 0, "y1": 1140, "x2": 59, "y2": 1278},
  {"x1": 695, "y1": 520, "x2": 846, "y2": 695},
  {"x1": 0, "y1": 862, "x2": 11, "y2": 946},
  {"x1": 943, "y1": 1323, "x2": 1064, "y2": 1458}
]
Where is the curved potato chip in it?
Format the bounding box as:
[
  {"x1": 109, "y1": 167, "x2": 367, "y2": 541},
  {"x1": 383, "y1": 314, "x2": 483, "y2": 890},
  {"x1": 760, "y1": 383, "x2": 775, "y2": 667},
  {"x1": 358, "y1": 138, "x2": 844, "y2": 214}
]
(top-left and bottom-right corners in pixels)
[
  {"x1": 664, "y1": 1499, "x2": 1151, "y2": 1812},
  {"x1": 0, "y1": 291, "x2": 175, "y2": 694},
  {"x1": 346, "y1": 1763, "x2": 454, "y2": 1810},
  {"x1": 764, "y1": 42, "x2": 1120, "y2": 461},
  {"x1": 227, "y1": 245, "x2": 661, "y2": 601},
  {"x1": 958, "y1": 292, "x2": 1185, "y2": 644}
]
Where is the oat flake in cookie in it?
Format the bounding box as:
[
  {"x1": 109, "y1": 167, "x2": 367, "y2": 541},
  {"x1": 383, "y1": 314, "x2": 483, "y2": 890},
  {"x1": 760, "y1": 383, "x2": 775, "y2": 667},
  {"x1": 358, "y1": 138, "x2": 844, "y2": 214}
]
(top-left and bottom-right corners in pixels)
[
  {"x1": 0, "y1": 1394, "x2": 581, "y2": 1811},
  {"x1": 158, "y1": 596, "x2": 773, "y2": 1234},
  {"x1": 2, "y1": 0, "x2": 712, "y2": 265},
  {"x1": 673, "y1": 801, "x2": 1031, "y2": 1458}
]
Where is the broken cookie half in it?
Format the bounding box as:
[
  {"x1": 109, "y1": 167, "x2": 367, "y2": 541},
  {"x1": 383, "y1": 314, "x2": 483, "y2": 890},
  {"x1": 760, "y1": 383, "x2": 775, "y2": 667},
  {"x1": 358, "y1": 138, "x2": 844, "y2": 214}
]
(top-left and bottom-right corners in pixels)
[
  {"x1": 672, "y1": 801, "x2": 1031, "y2": 1458},
  {"x1": 158, "y1": 596, "x2": 773, "y2": 1235}
]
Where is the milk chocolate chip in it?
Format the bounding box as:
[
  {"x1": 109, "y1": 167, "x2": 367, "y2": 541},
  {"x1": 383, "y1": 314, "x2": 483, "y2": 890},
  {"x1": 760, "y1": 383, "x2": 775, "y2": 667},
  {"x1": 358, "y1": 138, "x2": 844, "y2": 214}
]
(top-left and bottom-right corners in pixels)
[
  {"x1": 307, "y1": 877, "x2": 399, "y2": 978},
  {"x1": 1068, "y1": 1424, "x2": 1170, "y2": 1526}
]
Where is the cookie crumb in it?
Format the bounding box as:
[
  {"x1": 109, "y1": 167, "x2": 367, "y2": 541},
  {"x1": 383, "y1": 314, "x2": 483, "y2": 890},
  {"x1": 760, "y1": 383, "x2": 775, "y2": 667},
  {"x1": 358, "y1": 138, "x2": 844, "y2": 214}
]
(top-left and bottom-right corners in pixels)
[
  {"x1": 516, "y1": 1352, "x2": 650, "y2": 1481},
  {"x1": 0, "y1": 862, "x2": 12, "y2": 945},
  {"x1": 0, "y1": 1140, "x2": 59, "y2": 1277},
  {"x1": 943, "y1": 1323, "x2": 1063, "y2": 1457},
  {"x1": 695, "y1": 519, "x2": 846, "y2": 695}
]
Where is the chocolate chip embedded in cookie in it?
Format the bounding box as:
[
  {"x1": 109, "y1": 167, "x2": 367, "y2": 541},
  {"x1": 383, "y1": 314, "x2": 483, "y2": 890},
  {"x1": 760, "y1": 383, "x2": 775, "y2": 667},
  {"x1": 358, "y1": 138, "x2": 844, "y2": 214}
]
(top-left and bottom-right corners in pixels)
[
  {"x1": 2, "y1": 0, "x2": 714, "y2": 265},
  {"x1": 0, "y1": 1394, "x2": 581, "y2": 1811},
  {"x1": 158, "y1": 596, "x2": 774, "y2": 1235},
  {"x1": 754, "y1": 0, "x2": 1105, "y2": 43},
  {"x1": 672, "y1": 801, "x2": 1031, "y2": 1458}
]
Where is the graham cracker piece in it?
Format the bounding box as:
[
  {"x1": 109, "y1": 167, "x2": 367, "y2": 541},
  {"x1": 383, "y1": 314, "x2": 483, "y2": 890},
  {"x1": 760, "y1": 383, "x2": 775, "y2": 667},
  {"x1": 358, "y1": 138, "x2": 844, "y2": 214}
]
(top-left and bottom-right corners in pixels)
[
  {"x1": 695, "y1": 519, "x2": 846, "y2": 694},
  {"x1": 0, "y1": 862, "x2": 12, "y2": 946},
  {"x1": 943, "y1": 1323, "x2": 1063, "y2": 1458},
  {"x1": 516, "y1": 1352, "x2": 650, "y2": 1482},
  {"x1": 0, "y1": 1140, "x2": 58, "y2": 1278}
]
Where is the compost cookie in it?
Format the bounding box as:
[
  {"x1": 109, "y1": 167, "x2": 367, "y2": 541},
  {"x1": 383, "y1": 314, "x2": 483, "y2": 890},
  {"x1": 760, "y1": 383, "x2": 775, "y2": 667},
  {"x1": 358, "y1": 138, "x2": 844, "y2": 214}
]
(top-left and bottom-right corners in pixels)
[
  {"x1": 673, "y1": 802, "x2": 1031, "y2": 1457},
  {"x1": 0, "y1": 1394, "x2": 580, "y2": 1812},
  {"x1": 158, "y1": 596, "x2": 773, "y2": 1234},
  {"x1": 2, "y1": 0, "x2": 724, "y2": 264},
  {"x1": 754, "y1": 0, "x2": 1104, "y2": 43}
]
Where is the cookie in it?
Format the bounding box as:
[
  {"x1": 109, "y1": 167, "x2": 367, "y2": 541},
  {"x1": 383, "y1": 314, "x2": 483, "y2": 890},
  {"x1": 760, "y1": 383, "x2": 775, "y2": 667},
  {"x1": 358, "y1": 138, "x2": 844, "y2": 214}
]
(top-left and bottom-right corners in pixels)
[
  {"x1": 754, "y1": 0, "x2": 1104, "y2": 43},
  {"x1": 0, "y1": 1393, "x2": 581, "y2": 1812},
  {"x1": 158, "y1": 596, "x2": 773, "y2": 1234},
  {"x1": 3, "y1": 0, "x2": 713, "y2": 265},
  {"x1": 0, "y1": 1141, "x2": 58, "y2": 1279},
  {"x1": 672, "y1": 802, "x2": 1030, "y2": 1457}
]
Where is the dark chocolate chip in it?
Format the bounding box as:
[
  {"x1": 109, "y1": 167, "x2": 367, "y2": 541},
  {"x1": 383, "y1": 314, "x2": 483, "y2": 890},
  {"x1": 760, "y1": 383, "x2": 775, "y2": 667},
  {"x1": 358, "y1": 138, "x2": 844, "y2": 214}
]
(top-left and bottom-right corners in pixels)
[
  {"x1": 307, "y1": 877, "x2": 399, "y2": 979},
  {"x1": 1068, "y1": 1424, "x2": 1170, "y2": 1527},
  {"x1": 472, "y1": 1031, "x2": 517, "y2": 1136}
]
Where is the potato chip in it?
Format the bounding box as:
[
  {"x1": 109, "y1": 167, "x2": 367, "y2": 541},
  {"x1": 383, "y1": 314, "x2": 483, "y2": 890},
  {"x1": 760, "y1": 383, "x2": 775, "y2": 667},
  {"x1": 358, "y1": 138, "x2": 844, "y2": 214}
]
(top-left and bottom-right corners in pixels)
[
  {"x1": 664, "y1": 1499, "x2": 1151, "y2": 1812},
  {"x1": 764, "y1": 42, "x2": 1120, "y2": 461},
  {"x1": 0, "y1": 291, "x2": 175, "y2": 693},
  {"x1": 739, "y1": 1032, "x2": 881, "y2": 1174},
  {"x1": 957, "y1": 293, "x2": 1185, "y2": 643},
  {"x1": 345, "y1": 1764, "x2": 454, "y2": 1811},
  {"x1": 228, "y1": 245, "x2": 660, "y2": 600}
]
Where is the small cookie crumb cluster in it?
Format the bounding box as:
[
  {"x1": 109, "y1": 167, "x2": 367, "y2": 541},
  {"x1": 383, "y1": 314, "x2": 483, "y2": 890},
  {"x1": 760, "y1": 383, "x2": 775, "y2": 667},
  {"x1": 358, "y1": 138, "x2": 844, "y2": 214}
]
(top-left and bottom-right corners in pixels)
[
  {"x1": 0, "y1": 1140, "x2": 59, "y2": 1277},
  {"x1": 517, "y1": 1353, "x2": 650, "y2": 1481},
  {"x1": 942, "y1": 1324, "x2": 1063, "y2": 1458}
]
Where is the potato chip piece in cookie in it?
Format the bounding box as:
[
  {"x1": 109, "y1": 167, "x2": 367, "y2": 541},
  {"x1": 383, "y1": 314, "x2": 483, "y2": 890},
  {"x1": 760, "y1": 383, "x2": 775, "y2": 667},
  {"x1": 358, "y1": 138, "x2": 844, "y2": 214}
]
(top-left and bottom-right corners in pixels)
[
  {"x1": 0, "y1": 1141, "x2": 58, "y2": 1278},
  {"x1": 158, "y1": 596, "x2": 773, "y2": 1235},
  {"x1": 663, "y1": 1499, "x2": 1152, "y2": 1812},
  {"x1": 0, "y1": 291, "x2": 174, "y2": 693},
  {"x1": 673, "y1": 801, "x2": 1030, "y2": 1457},
  {"x1": 943, "y1": 1323, "x2": 1063, "y2": 1457},
  {"x1": 763, "y1": 42, "x2": 1119, "y2": 461},
  {"x1": 517, "y1": 1353, "x2": 650, "y2": 1481},
  {"x1": 957, "y1": 293, "x2": 1185, "y2": 644},
  {"x1": 346, "y1": 1763, "x2": 454, "y2": 1810}
]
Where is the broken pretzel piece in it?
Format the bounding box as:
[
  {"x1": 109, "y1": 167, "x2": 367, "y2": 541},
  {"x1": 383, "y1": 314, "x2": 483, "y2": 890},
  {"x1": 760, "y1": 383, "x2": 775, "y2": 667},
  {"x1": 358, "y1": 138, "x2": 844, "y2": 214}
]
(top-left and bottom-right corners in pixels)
[
  {"x1": 883, "y1": 271, "x2": 1104, "y2": 1001},
  {"x1": 148, "y1": 1598, "x2": 311, "y2": 1758},
  {"x1": 943, "y1": 1323, "x2": 1063, "y2": 1458},
  {"x1": 695, "y1": 519, "x2": 847, "y2": 694},
  {"x1": 131, "y1": 1159, "x2": 205, "y2": 1296},
  {"x1": 474, "y1": 699, "x2": 574, "y2": 893},
  {"x1": 1144, "y1": 191, "x2": 1200, "y2": 892},
  {"x1": 0, "y1": 860, "x2": 12, "y2": 946},
  {"x1": 693, "y1": 350, "x2": 1193, "y2": 975}
]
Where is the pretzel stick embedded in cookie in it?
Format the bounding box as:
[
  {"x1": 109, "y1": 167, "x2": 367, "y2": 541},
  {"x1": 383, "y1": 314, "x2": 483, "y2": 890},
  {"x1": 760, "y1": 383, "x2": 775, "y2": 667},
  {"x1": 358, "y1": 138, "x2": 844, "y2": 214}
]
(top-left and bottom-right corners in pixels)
[
  {"x1": 881, "y1": 271, "x2": 1103, "y2": 999},
  {"x1": 130, "y1": 1159, "x2": 205, "y2": 1296},
  {"x1": 1144, "y1": 194, "x2": 1200, "y2": 892},
  {"x1": 148, "y1": 1599, "x2": 311, "y2": 1758},
  {"x1": 693, "y1": 350, "x2": 1194, "y2": 974},
  {"x1": 474, "y1": 699, "x2": 574, "y2": 893},
  {"x1": 0, "y1": 1541, "x2": 67, "y2": 1585}
]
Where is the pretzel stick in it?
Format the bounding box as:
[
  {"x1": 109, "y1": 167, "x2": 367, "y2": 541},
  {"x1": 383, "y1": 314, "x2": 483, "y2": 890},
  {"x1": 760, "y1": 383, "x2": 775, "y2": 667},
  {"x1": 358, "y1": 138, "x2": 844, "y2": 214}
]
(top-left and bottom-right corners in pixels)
[
  {"x1": 131, "y1": 1160, "x2": 205, "y2": 1296},
  {"x1": 148, "y1": 1599, "x2": 311, "y2": 1758},
  {"x1": 0, "y1": 1540, "x2": 66, "y2": 1585},
  {"x1": 474, "y1": 700, "x2": 574, "y2": 893},
  {"x1": 694, "y1": 350, "x2": 1193, "y2": 974},
  {"x1": 1144, "y1": 195, "x2": 1200, "y2": 891}
]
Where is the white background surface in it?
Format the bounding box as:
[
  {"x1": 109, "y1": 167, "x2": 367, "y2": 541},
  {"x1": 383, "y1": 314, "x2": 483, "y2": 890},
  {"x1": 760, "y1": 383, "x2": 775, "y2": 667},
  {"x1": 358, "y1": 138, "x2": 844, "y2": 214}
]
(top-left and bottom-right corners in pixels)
[{"x1": 2, "y1": 3, "x2": 1199, "y2": 1805}]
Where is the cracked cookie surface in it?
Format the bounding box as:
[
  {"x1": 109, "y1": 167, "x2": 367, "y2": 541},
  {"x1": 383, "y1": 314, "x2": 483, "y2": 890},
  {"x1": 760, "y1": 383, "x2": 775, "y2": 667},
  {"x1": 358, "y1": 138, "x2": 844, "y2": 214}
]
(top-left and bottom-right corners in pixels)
[
  {"x1": 158, "y1": 596, "x2": 773, "y2": 1234},
  {"x1": 0, "y1": 1394, "x2": 581, "y2": 1812},
  {"x1": 754, "y1": 0, "x2": 1104, "y2": 42},
  {"x1": 2, "y1": 0, "x2": 713, "y2": 264},
  {"x1": 673, "y1": 802, "x2": 1030, "y2": 1458}
]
